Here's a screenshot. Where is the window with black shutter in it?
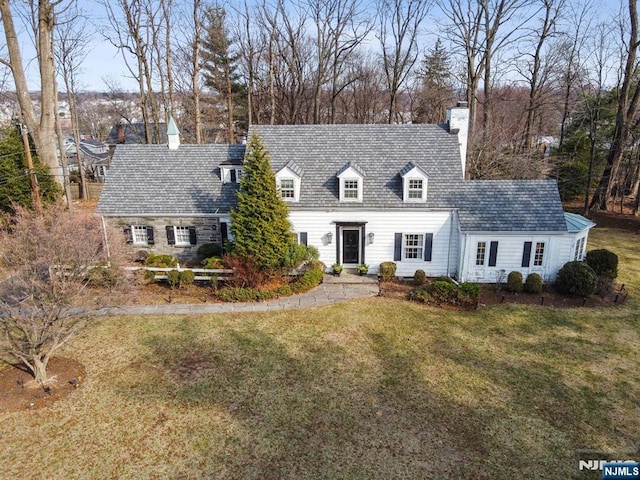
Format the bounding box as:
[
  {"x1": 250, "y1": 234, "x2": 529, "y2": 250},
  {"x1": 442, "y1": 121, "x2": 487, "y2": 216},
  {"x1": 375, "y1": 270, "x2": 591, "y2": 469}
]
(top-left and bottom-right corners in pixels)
[
  {"x1": 522, "y1": 242, "x2": 532, "y2": 267},
  {"x1": 123, "y1": 226, "x2": 133, "y2": 244},
  {"x1": 166, "y1": 226, "x2": 176, "y2": 245},
  {"x1": 394, "y1": 233, "x2": 403, "y2": 261},
  {"x1": 146, "y1": 226, "x2": 155, "y2": 245},
  {"x1": 189, "y1": 226, "x2": 197, "y2": 245},
  {"x1": 488, "y1": 241, "x2": 498, "y2": 267},
  {"x1": 424, "y1": 233, "x2": 433, "y2": 261}
]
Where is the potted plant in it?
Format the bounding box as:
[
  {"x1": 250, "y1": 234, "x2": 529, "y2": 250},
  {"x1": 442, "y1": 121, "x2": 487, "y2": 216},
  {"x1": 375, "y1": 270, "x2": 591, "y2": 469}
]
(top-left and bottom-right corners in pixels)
[
  {"x1": 356, "y1": 264, "x2": 369, "y2": 275},
  {"x1": 331, "y1": 263, "x2": 343, "y2": 276}
]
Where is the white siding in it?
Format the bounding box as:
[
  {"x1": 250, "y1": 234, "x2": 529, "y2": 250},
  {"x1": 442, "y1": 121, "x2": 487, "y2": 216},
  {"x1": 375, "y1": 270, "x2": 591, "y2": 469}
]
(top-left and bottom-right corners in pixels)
[
  {"x1": 288, "y1": 210, "x2": 457, "y2": 277},
  {"x1": 459, "y1": 232, "x2": 585, "y2": 283}
]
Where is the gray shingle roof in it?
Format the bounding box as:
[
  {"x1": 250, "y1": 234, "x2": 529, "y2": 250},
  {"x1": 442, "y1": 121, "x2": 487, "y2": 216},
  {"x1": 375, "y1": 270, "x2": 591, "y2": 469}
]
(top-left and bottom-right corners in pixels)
[
  {"x1": 96, "y1": 144, "x2": 245, "y2": 216},
  {"x1": 250, "y1": 124, "x2": 463, "y2": 209},
  {"x1": 447, "y1": 180, "x2": 568, "y2": 232},
  {"x1": 97, "y1": 125, "x2": 569, "y2": 234}
]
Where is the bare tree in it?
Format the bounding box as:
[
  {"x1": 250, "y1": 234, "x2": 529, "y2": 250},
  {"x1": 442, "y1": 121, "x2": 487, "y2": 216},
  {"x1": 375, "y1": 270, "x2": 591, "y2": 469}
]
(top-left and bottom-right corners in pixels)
[
  {"x1": 55, "y1": 8, "x2": 91, "y2": 199},
  {"x1": 0, "y1": 0, "x2": 63, "y2": 183},
  {"x1": 591, "y1": 0, "x2": 640, "y2": 211},
  {"x1": 0, "y1": 205, "x2": 123, "y2": 384},
  {"x1": 518, "y1": 0, "x2": 565, "y2": 151},
  {"x1": 377, "y1": 0, "x2": 431, "y2": 123}
]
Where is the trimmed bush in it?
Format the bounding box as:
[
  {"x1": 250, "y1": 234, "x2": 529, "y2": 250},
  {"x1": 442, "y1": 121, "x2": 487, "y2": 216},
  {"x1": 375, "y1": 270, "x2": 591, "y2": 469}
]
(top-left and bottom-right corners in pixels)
[
  {"x1": 166, "y1": 270, "x2": 180, "y2": 289},
  {"x1": 413, "y1": 269, "x2": 427, "y2": 286},
  {"x1": 87, "y1": 263, "x2": 125, "y2": 291},
  {"x1": 586, "y1": 249, "x2": 618, "y2": 279},
  {"x1": 179, "y1": 270, "x2": 195, "y2": 287},
  {"x1": 556, "y1": 261, "x2": 597, "y2": 297},
  {"x1": 197, "y1": 243, "x2": 222, "y2": 260},
  {"x1": 410, "y1": 286, "x2": 430, "y2": 303},
  {"x1": 145, "y1": 254, "x2": 178, "y2": 268},
  {"x1": 460, "y1": 282, "x2": 480, "y2": 301},
  {"x1": 430, "y1": 280, "x2": 458, "y2": 304},
  {"x1": 379, "y1": 262, "x2": 397, "y2": 282},
  {"x1": 292, "y1": 267, "x2": 324, "y2": 293},
  {"x1": 524, "y1": 273, "x2": 543, "y2": 294},
  {"x1": 506, "y1": 271, "x2": 523, "y2": 292}
]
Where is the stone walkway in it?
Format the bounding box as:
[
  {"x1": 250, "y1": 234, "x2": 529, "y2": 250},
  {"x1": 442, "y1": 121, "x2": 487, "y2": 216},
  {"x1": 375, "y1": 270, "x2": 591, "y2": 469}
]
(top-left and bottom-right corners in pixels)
[{"x1": 96, "y1": 274, "x2": 379, "y2": 316}]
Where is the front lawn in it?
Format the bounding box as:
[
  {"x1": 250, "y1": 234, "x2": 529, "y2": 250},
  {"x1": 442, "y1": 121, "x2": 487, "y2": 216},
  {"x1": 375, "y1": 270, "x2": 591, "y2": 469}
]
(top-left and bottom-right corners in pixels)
[{"x1": 0, "y1": 225, "x2": 638, "y2": 479}]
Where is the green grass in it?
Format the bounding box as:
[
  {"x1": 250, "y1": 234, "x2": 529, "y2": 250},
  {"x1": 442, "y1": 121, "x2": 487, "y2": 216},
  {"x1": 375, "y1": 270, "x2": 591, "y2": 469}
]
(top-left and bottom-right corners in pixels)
[{"x1": 1, "y1": 226, "x2": 639, "y2": 479}]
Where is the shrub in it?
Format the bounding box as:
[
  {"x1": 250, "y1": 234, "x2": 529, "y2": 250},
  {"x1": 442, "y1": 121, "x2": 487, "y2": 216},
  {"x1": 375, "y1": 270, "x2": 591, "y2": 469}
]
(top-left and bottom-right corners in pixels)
[
  {"x1": 179, "y1": 270, "x2": 195, "y2": 287},
  {"x1": 197, "y1": 243, "x2": 222, "y2": 260},
  {"x1": 292, "y1": 267, "x2": 324, "y2": 293},
  {"x1": 145, "y1": 254, "x2": 178, "y2": 268},
  {"x1": 87, "y1": 263, "x2": 125, "y2": 291},
  {"x1": 410, "y1": 286, "x2": 430, "y2": 303},
  {"x1": 379, "y1": 262, "x2": 397, "y2": 282},
  {"x1": 285, "y1": 244, "x2": 320, "y2": 270},
  {"x1": 413, "y1": 269, "x2": 427, "y2": 286},
  {"x1": 524, "y1": 273, "x2": 543, "y2": 294},
  {"x1": 166, "y1": 270, "x2": 180, "y2": 289},
  {"x1": 459, "y1": 282, "x2": 480, "y2": 301},
  {"x1": 555, "y1": 261, "x2": 597, "y2": 297},
  {"x1": 222, "y1": 255, "x2": 267, "y2": 288},
  {"x1": 430, "y1": 280, "x2": 458, "y2": 304},
  {"x1": 210, "y1": 273, "x2": 219, "y2": 290},
  {"x1": 202, "y1": 256, "x2": 224, "y2": 269},
  {"x1": 144, "y1": 269, "x2": 157, "y2": 282},
  {"x1": 586, "y1": 249, "x2": 618, "y2": 279},
  {"x1": 506, "y1": 271, "x2": 523, "y2": 292}
]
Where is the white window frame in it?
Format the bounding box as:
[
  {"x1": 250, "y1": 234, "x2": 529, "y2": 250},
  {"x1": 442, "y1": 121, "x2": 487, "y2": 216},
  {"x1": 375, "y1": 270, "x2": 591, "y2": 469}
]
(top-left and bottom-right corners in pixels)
[
  {"x1": 476, "y1": 241, "x2": 486, "y2": 266},
  {"x1": 279, "y1": 178, "x2": 295, "y2": 200},
  {"x1": 275, "y1": 166, "x2": 301, "y2": 202},
  {"x1": 173, "y1": 226, "x2": 191, "y2": 246},
  {"x1": 534, "y1": 242, "x2": 545, "y2": 266},
  {"x1": 131, "y1": 225, "x2": 148, "y2": 245},
  {"x1": 342, "y1": 179, "x2": 360, "y2": 200},
  {"x1": 337, "y1": 166, "x2": 364, "y2": 202},
  {"x1": 401, "y1": 166, "x2": 428, "y2": 203},
  {"x1": 403, "y1": 233, "x2": 424, "y2": 260},
  {"x1": 221, "y1": 167, "x2": 243, "y2": 184}
]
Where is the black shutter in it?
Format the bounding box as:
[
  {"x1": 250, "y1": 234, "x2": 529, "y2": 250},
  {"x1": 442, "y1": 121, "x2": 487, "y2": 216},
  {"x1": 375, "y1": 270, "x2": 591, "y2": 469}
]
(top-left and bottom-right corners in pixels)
[
  {"x1": 522, "y1": 242, "x2": 532, "y2": 267},
  {"x1": 299, "y1": 232, "x2": 308, "y2": 246},
  {"x1": 394, "y1": 233, "x2": 403, "y2": 261},
  {"x1": 146, "y1": 226, "x2": 155, "y2": 245},
  {"x1": 489, "y1": 241, "x2": 498, "y2": 267},
  {"x1": 230, "y1": 169, "x2": 236, "y2": 183},
  {"x1": 424, "y1": 233, "x2": 433, "y2": 261},
  {"x1": 123, "y1": 226, "x2": 132, "y2": 244},
  {"x1": 166, "y1": 226, "x2": 176, "y2": 245},
  {"x1": 189, "y1": 226, "x2": 197, "y2": 245}
]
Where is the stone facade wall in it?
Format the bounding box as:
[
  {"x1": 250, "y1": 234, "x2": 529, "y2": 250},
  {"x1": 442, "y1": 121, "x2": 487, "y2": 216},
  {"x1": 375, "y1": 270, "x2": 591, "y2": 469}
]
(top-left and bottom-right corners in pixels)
[{"x1": 106, "y1": 216, "x2": 223, "y2": 263}]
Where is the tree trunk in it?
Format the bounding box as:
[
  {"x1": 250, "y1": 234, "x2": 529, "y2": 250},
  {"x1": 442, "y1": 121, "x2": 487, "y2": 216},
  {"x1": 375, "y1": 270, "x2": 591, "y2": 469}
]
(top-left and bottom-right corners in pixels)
[{"x1": 32, "y1": 355, "x2": 50, "y2": 384}]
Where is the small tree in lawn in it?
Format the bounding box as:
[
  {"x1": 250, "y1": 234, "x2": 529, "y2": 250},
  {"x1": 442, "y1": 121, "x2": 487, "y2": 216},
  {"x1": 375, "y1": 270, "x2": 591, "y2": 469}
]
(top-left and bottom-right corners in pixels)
[
  {"x1": 231, "y1": 133, "x2": 295, "y2": 274},
  {"x1": 0, "y1": 205, "x2": 121, "y2": 384}
]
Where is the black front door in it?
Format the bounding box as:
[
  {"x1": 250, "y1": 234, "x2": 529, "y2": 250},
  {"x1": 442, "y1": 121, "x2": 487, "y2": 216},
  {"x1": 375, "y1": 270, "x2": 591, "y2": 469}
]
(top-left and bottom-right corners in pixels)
[{"x1": 342, "y1": 229, "x2": 360, "y2": 264}]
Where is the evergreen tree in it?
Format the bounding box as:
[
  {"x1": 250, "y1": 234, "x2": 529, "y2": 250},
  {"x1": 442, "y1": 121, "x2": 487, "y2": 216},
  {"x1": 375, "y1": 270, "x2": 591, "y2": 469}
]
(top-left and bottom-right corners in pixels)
[
  {"x1": 230, "y1": 134, "x2": 295, "y2": 273},
  {"x1": 0, "y1": 125, "x2": 61, "y2": 213},
  {"x1": 415, "y1": 39, "x2": 457, "y2": 124},
  {"x1": 201, "y1": 4, "x2": 246, "y2": 143}
]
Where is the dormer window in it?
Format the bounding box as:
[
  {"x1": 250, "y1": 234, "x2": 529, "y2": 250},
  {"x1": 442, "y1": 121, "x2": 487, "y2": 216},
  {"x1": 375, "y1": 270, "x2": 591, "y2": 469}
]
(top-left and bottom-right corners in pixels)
[
  {"x1": 275, "y1": 161, "x2": 303, "y2": 202},
  {"x1": 408, "y1": 179, "x2": 423, "y2": 199},
  {"x1": 400, "y1": 162, "x2": 428, "y2": 203},
  {"x1": 221, "y1": 166, "x2": 243, "y2": 184},
  {"x1": 280, "y1": 178, "x2": 295, "y2": 199},
  {"x1": 337, "y1": 162, "x2": 365, "y2": 202}
]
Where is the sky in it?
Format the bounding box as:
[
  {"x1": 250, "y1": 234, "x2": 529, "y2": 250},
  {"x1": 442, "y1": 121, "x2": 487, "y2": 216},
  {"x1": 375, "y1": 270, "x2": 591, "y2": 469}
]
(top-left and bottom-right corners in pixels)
[{"x1": 1, "y1": 0, "x2": 628, "y2": 94}]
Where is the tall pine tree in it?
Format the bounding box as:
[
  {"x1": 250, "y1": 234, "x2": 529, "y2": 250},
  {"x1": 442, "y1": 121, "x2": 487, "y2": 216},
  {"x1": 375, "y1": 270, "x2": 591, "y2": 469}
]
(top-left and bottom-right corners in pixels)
[
  {"x1": 201, "y1": 4, "x2": 246, "y2": 143},
  {"x1": 230, "y1": 134, "x2": 295, "y2": 272}
]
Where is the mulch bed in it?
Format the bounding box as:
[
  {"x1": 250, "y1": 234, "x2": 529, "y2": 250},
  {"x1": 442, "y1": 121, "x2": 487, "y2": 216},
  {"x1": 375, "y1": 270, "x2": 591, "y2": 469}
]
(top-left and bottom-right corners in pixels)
[
  {"x1": 379, "y1": 279, "x2": 627, "y2": 309},
  {"x1": 0, "y1": 357, "x2": 86, "y2": 414}
]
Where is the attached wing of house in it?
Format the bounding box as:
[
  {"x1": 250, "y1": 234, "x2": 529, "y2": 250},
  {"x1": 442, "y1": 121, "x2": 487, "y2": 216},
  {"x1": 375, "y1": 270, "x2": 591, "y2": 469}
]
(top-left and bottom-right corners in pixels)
[{"x1": 96, "y1": 110, "x2": 594, "y2": 282}]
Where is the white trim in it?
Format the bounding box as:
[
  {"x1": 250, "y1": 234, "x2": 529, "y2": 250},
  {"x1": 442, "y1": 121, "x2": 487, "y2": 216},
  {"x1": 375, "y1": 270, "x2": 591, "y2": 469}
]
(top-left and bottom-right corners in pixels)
[
  {"x1": 337, "y1": 166, "x2": 364, "y2": 202},
  {"x1": 401, "y1": 166, "x2": 428, "y2": 203},
  {"x1": 275, "y1": 166, "x2": 301, "y2": 202},
  {"x1": 403, "y1": 233, "x2": 424, "y2": 261}
]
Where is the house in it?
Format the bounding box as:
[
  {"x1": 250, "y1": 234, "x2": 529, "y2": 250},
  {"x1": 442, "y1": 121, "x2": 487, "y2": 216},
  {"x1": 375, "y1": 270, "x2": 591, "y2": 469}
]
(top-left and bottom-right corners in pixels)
[{"x1": 96, "y1": 105, "x2": 595, "y2": 283}]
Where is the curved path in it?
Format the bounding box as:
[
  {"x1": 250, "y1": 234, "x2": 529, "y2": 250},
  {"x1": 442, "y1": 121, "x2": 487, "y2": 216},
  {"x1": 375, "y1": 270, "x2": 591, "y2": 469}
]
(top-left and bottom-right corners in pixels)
[{"x1": 97, "y1": 275, "x2": 379, "y2": 316}]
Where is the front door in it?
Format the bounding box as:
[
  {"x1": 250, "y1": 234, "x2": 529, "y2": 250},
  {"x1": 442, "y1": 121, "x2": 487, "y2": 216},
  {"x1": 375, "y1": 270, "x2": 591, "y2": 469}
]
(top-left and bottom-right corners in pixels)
[{"x1": 342, "y1": 229, "x2": 360, "y2": 264}]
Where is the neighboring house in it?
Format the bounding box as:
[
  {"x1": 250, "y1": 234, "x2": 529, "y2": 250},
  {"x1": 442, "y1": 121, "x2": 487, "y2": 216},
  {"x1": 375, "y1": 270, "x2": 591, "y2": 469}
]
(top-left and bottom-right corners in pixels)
[
  {"x1": 96, "y1": 107, "x2": 595, "y2": 282},
  {"x1": 65, "y1": 138, "x2": 111, "y2": 182}
]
